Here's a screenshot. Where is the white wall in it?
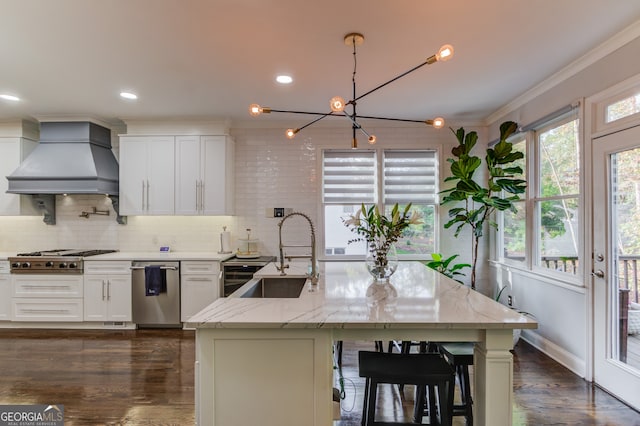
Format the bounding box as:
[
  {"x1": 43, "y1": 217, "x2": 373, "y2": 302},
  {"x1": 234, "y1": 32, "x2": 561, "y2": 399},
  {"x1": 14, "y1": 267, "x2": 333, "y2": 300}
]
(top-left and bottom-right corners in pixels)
[{"x1": 486, "y1": 33, "x2": 640, "y2": 376}]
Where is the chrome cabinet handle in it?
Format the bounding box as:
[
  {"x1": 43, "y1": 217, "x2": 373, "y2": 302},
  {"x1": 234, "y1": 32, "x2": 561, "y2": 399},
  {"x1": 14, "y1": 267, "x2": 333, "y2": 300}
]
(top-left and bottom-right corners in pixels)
[
  {"x1": 141, "y1": 180, "x2": 145, "y2": 210},
  {"x1": 130, "y1": 266, "x2": 178, "y2": 270},
  {"x1": 146, "y1": 180, "x2": 150, "y2": 211},
  {"x1": 102, "y1": 280, "x2": 106, "y2": 300},
  {"x1": 107, "y1": 280, "x2": 111, "y2": 300}
]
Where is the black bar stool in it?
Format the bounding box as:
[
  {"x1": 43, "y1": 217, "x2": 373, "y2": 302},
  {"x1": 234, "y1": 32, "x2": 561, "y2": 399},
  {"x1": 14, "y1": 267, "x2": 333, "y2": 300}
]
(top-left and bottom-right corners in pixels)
[
  {"x1": 358, "y1": 350, "x2": 455, "y2": 426},
  {"x1": 436, "y1": 342, "x2": 474, "y2": 426}
]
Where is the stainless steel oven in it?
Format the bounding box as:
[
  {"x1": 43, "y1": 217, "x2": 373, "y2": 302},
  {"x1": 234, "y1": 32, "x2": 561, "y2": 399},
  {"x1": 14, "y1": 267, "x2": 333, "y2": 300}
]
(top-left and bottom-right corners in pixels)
[{"x1": 221, "y1": 256, "x2": 275, "y2": 297}]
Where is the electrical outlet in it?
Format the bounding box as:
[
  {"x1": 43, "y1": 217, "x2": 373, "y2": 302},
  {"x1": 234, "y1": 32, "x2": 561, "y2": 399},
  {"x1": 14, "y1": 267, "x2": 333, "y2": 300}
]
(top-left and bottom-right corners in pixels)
[
  {"x1": 274, "y1": 208, "x2": 285, "y2": 217},
  {"x1": 507, "y1": 295, "x2": 513, "y2": 306}
]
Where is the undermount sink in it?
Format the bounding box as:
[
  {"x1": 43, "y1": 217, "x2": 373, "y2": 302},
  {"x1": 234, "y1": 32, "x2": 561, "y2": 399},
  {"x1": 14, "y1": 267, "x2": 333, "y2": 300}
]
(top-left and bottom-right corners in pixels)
[{"x1": 239, "y1": 277, "x2": 307, "y2": 298}]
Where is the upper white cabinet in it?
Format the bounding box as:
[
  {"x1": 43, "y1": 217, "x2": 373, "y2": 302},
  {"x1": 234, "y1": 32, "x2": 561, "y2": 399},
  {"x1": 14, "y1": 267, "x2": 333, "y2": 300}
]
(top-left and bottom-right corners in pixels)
[
  {"x1": 119, "y1": 135, "x2": 175, "y2": 215},
  {"x1": 175, "y1": 135, "x2": 235, "y2": 215},
  {"x1": 0, "y1": 137, "x2": 37, "y2": 215}
]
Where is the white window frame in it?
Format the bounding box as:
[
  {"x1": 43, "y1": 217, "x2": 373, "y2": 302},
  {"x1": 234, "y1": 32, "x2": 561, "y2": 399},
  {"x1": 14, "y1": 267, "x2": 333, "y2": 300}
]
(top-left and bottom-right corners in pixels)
[{"x1": 497, "y1": 110, "x2": 584, "y2": 286}]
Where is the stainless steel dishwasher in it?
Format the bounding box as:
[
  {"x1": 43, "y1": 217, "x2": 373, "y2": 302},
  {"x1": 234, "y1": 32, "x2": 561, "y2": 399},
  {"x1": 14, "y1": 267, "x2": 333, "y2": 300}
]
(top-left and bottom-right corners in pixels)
[{"x1": 131, "y1": 261, "x2": 181, "y2": 328}]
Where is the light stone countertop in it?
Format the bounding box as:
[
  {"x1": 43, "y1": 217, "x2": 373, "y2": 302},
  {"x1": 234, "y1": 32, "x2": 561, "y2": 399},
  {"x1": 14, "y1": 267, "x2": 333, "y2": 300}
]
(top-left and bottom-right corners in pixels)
[
  {"x1": 85, "y1": 251, "x2": 235, "y2": 262},
  {"x1": 186, "y1": 261, "x2": 538, "y2": 330}
]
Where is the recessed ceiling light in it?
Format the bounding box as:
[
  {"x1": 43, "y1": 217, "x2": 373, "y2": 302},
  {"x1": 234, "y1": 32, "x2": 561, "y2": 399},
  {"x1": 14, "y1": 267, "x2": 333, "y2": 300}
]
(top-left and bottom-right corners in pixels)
[
  {"x1": 120, "y1": 91, "x2": 138, "y2": 100},
  {"x1": 0, "y1": 94, "x2": 20, "y2": 101},
  {"x1": 276, "y1": 75, "x2": 293, "y2": 84}
]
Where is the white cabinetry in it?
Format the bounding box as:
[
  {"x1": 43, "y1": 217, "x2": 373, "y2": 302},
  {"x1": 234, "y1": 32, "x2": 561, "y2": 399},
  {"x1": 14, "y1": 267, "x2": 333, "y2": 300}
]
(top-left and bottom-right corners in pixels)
[
  {"x1": 12, "y1": 275, "x2": 84, "y2": 322},
  {"x1": 0, "y1": 137, "x2": 37, "y2": 215},
  {"x1": 84, "y1": 261, "x2": 132, "y2": 322},
  {"x1": 0, "y1": 261, "x2": 10, "y2": 320},
  {"x1": 175, "y1": 135, "x2": 235, "y2": 215},
  {"x1": 119, "y1": 136, "x2": 175, "y2": 215},
  {"x1": 181, "y1": 261, "x2": 221, "y2": 322}
]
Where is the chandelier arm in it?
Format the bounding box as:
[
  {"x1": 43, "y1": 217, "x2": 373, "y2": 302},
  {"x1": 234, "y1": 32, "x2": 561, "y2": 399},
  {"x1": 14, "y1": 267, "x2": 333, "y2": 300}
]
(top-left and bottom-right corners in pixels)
[
  {"x1": 297, "y1": 111, "x2": 336, "y2": 132},
  {"x1": 268, "y1": 109, "x2": 342, "y2": 117},
  {"x1": 341, "y1": 111, "x2": 373, "y2": 139},
  {"x1": 356, "y1": 115, "x2": 431, "y2": 124},
  {"x1": 353, "y1": 59, "x2": 432, "y2": 102}
]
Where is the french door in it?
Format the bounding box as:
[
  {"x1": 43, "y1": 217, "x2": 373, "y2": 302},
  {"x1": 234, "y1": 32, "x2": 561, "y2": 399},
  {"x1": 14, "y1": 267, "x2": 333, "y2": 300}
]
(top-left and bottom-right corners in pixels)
[{"x1": 592, "y1": 123, "x2": 640, "y2": 410}]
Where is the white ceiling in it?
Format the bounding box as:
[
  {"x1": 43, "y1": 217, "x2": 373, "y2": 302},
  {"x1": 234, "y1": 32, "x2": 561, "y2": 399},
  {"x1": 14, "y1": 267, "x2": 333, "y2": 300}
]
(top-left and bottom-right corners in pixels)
[{"x1": 1, "y1": 0, "x2": 640, "y2": 129}]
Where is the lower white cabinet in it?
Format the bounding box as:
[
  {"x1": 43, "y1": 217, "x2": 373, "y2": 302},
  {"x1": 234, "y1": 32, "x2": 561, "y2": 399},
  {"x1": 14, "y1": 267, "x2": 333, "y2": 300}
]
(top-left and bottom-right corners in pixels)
[
  {"x1": 84, "y1": 261, "x2": 132, "y2": 322},
  {"x1": 12, "y1": 275, "x2": 84, "y2": 322},
  {"x1": 0, "y1": 262, "x2": 11, "y2": 320},
  {"x1": 181, "y1": 261, "x2": 221, "y2": 322}
]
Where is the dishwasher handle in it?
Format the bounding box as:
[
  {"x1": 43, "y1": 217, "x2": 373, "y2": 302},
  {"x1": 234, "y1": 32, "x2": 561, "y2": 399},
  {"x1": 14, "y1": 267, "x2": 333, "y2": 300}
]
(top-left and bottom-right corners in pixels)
[{"x1": 130, "y1": 266, "x2": 178, "y2": 271}]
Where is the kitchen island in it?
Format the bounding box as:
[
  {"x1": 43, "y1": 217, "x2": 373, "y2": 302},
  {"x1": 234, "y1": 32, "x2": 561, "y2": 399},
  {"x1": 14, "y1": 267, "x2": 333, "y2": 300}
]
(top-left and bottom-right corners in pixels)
[{"x1": 187, "y1": 261, "x2": 537, "y2": 426}]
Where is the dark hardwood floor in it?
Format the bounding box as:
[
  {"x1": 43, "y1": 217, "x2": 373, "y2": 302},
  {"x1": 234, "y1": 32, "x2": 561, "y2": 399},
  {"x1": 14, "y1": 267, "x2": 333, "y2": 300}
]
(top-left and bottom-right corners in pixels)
[{"x1": 0, "y1": 329, "x2": 638, "y2": 425}]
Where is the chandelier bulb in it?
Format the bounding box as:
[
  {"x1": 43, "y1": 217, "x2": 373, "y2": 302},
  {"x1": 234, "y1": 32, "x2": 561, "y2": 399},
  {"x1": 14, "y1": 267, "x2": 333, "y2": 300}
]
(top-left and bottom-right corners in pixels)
[
  {"x1": 368, "y1": 135, "x2": 377, "y2": 144},
  {"x1": 330, "y1": 96, "x2": 346, "y2": 112},
  {"x1": 431, "y1": 117, "x2": 445, "y2": 129},
  {"x1": 436, "y1": 44, "x2": 454, "y2": 62},
  {"x1": 285, "y1": 128, "x2": 299, "y2": 139},
  {"x1": 249, "y1": 104, "x2": 262, "y2": 116}
]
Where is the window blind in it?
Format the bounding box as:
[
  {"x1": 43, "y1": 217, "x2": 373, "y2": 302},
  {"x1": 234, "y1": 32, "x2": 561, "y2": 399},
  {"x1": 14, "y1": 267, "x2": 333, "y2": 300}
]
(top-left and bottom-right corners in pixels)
[
  {"x1": 383, "y1": 150, "x2": 437, "y2": 204},
  {"x1": 322, "y1": 150, "x2": 376, "y2": 204}
]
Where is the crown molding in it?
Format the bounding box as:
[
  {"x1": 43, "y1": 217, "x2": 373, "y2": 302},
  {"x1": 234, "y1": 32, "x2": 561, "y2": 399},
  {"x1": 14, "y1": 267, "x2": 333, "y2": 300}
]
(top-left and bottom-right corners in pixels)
[{"x1": 486, "y1": 19, "x2": 640, "y2": 125}]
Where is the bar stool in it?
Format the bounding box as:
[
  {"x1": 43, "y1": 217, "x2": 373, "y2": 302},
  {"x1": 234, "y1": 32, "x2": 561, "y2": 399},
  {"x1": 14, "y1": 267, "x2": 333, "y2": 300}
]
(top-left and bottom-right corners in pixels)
[
  {"x1": 358, "y1": 350, "x2": 455, "y2": 426},
  {"x1": 436, "y1": 342, "x2": 474, "y2": 426}
]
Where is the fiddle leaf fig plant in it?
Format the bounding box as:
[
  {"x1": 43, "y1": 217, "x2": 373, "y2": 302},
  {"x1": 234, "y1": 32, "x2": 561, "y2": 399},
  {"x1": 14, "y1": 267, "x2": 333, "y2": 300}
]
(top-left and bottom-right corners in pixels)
[{"x1": 441, "y1": 120, "x2": 526, "y2": 290}]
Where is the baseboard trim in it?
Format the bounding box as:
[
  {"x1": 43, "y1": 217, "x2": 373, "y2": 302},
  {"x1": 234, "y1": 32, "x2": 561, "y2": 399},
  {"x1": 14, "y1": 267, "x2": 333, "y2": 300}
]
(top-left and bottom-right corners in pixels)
[{"x1": 521, "y1": 329, "x2": 587, "y2": 378}]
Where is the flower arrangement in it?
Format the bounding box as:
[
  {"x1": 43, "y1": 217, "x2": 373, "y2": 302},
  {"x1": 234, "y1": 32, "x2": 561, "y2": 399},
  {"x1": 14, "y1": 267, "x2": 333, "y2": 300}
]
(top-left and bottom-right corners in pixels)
[{"x1": 343, "y1": 203, "x2": 422, "y2": 280}]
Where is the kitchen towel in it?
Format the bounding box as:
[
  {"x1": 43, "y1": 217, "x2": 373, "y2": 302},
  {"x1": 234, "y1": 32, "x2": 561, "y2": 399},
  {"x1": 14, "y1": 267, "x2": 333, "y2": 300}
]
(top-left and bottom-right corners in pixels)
[{"x1": 145, "y1": 266, "x2": 167, "y2": 296}]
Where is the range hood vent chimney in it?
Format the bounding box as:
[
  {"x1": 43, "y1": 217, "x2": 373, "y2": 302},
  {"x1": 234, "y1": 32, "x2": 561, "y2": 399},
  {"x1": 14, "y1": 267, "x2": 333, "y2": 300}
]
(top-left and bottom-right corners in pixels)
[{"x1": 6, "y1": 121, "x2": 125, "y2": 225}]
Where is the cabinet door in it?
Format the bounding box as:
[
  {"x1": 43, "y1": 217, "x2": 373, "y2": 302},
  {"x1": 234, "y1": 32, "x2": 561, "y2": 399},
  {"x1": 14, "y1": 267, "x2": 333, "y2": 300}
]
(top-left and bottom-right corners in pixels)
[
  {"x1": 119, "y1": 136, "x2": 175, "y2": 215},
  {"x1": 202, "y1": 136, "x2": 234, "y2": 215},
  {"x1": 175, "y1": 136, "x2": 203, "y2": 214},
  {"x1": 0, "y1": 275, "x2": 11, "y2": 320},
  {"x1": 106, "y1": 275, "x2": 132, "y2": 321},
  {"x1": 0, "y1": 137, "x2": 37, "y2": 215},
  {"x1": 119, "y1": 137, "x2": 149, "y2": 215},
  {"x1": 84, "y1": 276, "x2": 108, "y2": 321},
  {"x1": 146, "y1": 137, "x2": 175, "y2": 214}
]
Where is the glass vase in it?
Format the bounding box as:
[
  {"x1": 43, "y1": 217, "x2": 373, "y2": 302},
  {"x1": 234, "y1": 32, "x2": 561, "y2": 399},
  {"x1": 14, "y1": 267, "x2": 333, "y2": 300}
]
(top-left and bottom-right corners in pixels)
[{"x1": 365, "y1": 242, "x2": 398, "y2": 282}]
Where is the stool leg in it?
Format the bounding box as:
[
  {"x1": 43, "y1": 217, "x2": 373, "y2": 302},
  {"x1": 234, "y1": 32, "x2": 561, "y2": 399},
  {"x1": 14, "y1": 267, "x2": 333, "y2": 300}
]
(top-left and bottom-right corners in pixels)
[
  {"x1": 459, "y1": 365, "x2": 473, "y2": 426},
  {"x1": 361, "y1": 377, "x2": 370, "y2": 426},
  {"x1": 414, "y1": 384, "x2": 425, "y2": 423},
  {"x1": 365, "y1": 379, "x2": 378, "y2": 426},
  {"x1": 429, "y1": 384, "x2": 438, "y2": 425}
]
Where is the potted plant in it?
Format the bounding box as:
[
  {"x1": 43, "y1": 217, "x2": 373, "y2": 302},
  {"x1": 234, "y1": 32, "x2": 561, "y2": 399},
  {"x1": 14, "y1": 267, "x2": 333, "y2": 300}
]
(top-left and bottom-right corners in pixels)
[{"x1": 440, "y1": 121, "x2": 526, "y2": 290}]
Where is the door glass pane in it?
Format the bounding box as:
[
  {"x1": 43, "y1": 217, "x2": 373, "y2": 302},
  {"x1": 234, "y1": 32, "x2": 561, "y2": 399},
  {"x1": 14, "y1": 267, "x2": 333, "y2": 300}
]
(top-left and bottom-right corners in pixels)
[{"x1": 612, "y1": 147, "x2": 640, "y2": 368}]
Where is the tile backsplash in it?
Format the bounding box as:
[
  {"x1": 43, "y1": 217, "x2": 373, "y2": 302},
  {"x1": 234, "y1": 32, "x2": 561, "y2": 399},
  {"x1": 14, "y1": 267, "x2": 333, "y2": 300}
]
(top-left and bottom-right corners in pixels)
[{"x1": 0, "y1": 124, "x2": 454, "y2": 257}]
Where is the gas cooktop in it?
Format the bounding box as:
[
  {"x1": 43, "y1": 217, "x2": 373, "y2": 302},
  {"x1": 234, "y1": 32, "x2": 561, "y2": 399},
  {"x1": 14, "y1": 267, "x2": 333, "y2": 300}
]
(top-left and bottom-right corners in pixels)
[{"x1": 9, "y1": 249, "x2": 118, "y2": 273}]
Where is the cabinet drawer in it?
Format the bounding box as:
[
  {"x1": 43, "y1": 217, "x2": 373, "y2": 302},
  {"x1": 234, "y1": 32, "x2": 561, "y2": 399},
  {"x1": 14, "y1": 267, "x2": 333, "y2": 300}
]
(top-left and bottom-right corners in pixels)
[
  {"x1": 13, "y1": 275, "x2": 83, "y2": 298},
  {"x1": 12, "y1": 298, "x2": 83, "y2": 322},
  {"x1": 0, "y1": 261, "x2": 9, "y2": 274},
  {"x1": 181, "y1": 261, "x2": 219, "y2": 274},
  {"x1": 84, "y1": 261, "x2": 132, "y2": 275}
]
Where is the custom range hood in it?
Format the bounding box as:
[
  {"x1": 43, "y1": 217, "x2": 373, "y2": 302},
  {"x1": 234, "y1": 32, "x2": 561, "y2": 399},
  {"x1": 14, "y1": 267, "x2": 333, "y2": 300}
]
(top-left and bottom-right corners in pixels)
[{"x1": 6, "y1": 121, "x2": 125, "y2": 225}]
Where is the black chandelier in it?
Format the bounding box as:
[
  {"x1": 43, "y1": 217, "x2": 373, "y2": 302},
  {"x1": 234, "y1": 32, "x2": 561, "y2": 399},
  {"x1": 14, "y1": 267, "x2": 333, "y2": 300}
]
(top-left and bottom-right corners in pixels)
[{"x1": 249, "y1": 32, "x2": 454, "y2": 148}]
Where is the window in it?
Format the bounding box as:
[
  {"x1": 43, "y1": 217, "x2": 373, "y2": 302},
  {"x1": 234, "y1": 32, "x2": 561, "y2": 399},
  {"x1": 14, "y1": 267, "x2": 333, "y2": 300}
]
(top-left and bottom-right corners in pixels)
[
  {"x1": 322, "y1": 149, "x2": 438, "y2": 259},
  {"x1": 499, "y1": 113, "x2": 581, "y2": 278},
  {"x1": 606, "y1": 92, "x2": 640, "y2": 123}
]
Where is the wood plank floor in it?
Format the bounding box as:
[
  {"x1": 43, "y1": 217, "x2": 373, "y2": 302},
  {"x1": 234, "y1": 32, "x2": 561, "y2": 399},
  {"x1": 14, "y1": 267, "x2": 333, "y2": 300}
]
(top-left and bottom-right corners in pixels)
[{"x1": 0, "y1": 330, "x2": 639, "y2": 425}]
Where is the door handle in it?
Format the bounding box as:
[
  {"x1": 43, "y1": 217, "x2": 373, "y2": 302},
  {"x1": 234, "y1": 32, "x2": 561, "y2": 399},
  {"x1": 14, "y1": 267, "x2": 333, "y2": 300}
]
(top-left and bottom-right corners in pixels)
[{"x1": 592, "y1": 269, "x2": 605, "y2": 279}]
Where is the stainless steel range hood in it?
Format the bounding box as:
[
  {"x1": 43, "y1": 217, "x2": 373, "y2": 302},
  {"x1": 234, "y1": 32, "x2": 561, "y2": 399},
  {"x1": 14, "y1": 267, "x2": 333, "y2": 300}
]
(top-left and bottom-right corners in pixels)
[
  {"x1": 6, "y1": 121, "x2": 125, "y2": 225},
  {"x1": 6, "y1": 121, "x2": 119, "y2": 195}
]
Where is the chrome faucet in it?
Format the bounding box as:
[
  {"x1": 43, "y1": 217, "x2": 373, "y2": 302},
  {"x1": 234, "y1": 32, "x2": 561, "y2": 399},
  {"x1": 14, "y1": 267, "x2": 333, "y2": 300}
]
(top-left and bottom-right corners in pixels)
[{"x1": 276, "y1": 211, "x2": 319, "y2": 284}]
